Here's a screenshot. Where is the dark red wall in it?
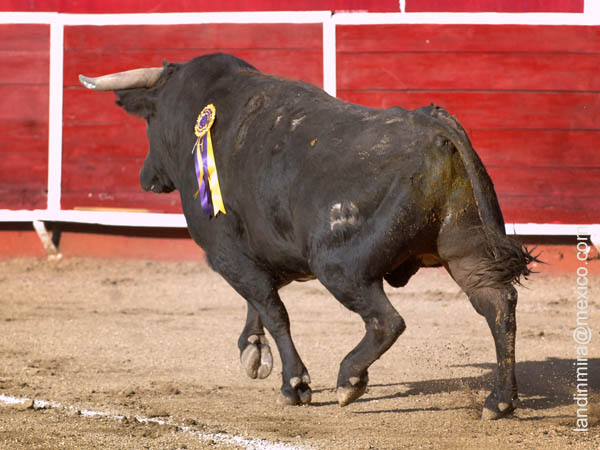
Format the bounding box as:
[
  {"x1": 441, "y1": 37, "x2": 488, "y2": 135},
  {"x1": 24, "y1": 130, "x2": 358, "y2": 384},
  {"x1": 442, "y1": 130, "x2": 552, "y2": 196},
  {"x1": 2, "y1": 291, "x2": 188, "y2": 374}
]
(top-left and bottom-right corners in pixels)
[
  {"x1": 0, "y1": 24, "x2": 49, "y2": 210},
  {"x1": 337, "y1": 24, "x2": 600, "y2": 223}
]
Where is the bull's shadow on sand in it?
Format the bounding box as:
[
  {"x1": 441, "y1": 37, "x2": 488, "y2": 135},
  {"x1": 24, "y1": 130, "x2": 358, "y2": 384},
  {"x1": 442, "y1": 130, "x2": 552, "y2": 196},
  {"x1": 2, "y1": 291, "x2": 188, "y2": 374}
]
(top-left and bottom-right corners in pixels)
[{"x1": 313, "y1": 358, "x2": 599, "y2": 417}]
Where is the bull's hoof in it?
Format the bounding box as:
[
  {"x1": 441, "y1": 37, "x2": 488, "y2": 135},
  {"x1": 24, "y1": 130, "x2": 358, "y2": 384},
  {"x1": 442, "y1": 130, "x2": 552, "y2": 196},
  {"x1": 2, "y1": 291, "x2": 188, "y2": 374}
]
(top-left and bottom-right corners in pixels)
[
  {"x1": 337, "y1": 373, "x2": 369, "y2": 407},
  {"x1": 480, "y1": 393, "x2": 517, "y2": 420},
  {"x1": 278, "y1": 374, "x2": 312, "y2": 406},
  {"x1": 240, "y1": 335, "x2": 273, "y2": 380}
]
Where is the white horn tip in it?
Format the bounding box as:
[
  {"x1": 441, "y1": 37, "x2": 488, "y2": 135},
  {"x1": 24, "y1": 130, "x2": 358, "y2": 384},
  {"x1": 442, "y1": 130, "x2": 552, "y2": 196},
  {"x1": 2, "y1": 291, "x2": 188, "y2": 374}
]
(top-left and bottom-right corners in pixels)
[{"x1": 79, "y1": 74, "x2": 97, "y2": 90}]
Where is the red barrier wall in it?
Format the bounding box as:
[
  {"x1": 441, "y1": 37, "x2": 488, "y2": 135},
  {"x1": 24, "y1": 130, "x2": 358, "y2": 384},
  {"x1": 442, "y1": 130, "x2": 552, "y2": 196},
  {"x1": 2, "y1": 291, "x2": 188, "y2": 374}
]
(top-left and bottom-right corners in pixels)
[
  {"x1": 62, "y1": 23, "x2": 323, "y2": 212},
  {"x1": 337, "y1": 24, "x2": 600, "y2": 224},
  {"x1": 0, "y1": 7, "x2": 598, "y2": 229},
  {"x1": 3, "y1": 0, "x2": 585, "y2": 13},
  {"x1": 1, "y1": 0, "x2": 401, "y2": 13},
  {"x1": 0, "y1": 24, "x2": 49, "y2": 210},
  {"x1": 405, "y1": 0, "x2": 583, "y2": 12}
]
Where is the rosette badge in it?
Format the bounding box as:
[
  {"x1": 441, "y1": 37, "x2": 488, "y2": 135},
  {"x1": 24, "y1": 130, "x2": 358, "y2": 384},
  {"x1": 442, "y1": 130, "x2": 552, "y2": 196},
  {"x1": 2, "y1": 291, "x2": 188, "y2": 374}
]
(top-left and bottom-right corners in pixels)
[{"x1": 192, "y1": 104, "x2": 226, "y2": 217}]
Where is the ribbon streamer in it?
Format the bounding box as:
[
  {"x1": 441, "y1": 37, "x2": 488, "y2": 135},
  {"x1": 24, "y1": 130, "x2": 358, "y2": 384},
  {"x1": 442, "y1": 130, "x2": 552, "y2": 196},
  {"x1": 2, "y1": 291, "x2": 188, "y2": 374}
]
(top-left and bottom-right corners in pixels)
[{"x1": 193, "y1": 104, "x2": 226, "y2": 217}]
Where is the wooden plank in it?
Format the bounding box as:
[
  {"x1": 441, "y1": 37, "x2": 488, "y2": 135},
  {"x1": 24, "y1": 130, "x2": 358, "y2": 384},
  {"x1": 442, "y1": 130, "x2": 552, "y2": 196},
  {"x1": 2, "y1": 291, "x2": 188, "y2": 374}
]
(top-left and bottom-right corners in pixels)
[
  {"x1": 5, "y1": 0, "x2": 399, "y2": 13},
  {"x1": 470, "y1": 129, "x2": 600, "y2": 168},
  {"x1": 337, "y1": 25, "x2": 600, "y2": 54},
  {"x1": 1, "y1": 152, "x2": 48, "y2": 186},
  {"x1": 0, "y1": 85, "x2": 48, "y2": 121},
  {"x1": 405, "y1": 0, "x2": 583, "y2": 13},
  {"x1": 0, "y1": 119, "x2": 49, "y2": 151},
  {"x1": 63, "y1": 122, "x2": 148, "y2": 158},
  {"x1": 61, "y1": 156, "x2": 144, "y2": 192},
  {"x1": 63, "y1": 89, "x2": 131, "y2": 125},
  {"x1": 337, "y1": 52, "x2": 600, "y2": 91},
  {"x1": 337, "y1": 91, "x2": 600, "y2": 130},
  {"x1": 498, "y1": 195, "x2": 600, "y2": 224},
  {"x1": 60, "y1": 191, "x2": 182, "y2": 214},
  {"x1": 0, "y1": 147, "x2": 48, "y2": 211},
  {"x1": 0, "y1": 24, "x2": 49, "y2": 51},
  {"x1": 489, "y1": 167, "x2": 600, "y2": 197},
  {"x1": 0, "y1": 189, "x2": 47, "y2": 210},
  {"x1": 65, "y1": 24, "x2": 323, "y2": 52},
  {"x1": 0, "y1": 25, "x2": 49, "y2": 211},
  {"x1": 0, "y1": 50, "x2": 49, "y2": 85},
  {"x1": 65, "y1": 49, "x2": 323, "y2": 88}
]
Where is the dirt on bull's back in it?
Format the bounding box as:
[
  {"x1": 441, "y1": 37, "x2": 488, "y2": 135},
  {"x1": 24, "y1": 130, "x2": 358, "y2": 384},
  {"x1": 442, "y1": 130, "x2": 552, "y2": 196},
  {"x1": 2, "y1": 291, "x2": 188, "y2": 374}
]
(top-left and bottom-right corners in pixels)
[{"x1": 0, "y1": 257, "x2": 598, "y2": 449}]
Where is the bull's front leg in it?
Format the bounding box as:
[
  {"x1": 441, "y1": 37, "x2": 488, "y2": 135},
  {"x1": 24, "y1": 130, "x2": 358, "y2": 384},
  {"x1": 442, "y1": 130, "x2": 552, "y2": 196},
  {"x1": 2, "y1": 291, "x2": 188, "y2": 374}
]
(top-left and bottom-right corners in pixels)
[
  {"x1": 238, "y1": 303, "x2": 273, "y2": 379},
  {"x1": 211, "y1": 251, "x2": 311, "y2": 405}
]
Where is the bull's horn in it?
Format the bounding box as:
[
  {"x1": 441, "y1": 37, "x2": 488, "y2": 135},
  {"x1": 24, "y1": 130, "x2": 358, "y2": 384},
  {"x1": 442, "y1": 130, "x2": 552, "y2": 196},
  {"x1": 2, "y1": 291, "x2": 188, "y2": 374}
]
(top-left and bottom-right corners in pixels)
[{"x1": 78, "y1": 67, "x2": 164, "y2": 91}]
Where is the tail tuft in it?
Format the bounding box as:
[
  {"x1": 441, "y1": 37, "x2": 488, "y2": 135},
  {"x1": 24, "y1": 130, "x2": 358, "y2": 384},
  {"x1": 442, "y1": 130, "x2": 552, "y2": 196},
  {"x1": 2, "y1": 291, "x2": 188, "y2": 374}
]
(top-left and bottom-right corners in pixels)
[{"x1": 466, "y1": 228, "x2": 542, "y2": 290}]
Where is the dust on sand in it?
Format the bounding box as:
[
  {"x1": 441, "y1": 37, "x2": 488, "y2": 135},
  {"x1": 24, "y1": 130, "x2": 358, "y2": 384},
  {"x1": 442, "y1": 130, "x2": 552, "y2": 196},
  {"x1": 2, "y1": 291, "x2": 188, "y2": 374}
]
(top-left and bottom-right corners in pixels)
[{"x1": 0, "y1": 258, "x2": 598, "y2": 449}]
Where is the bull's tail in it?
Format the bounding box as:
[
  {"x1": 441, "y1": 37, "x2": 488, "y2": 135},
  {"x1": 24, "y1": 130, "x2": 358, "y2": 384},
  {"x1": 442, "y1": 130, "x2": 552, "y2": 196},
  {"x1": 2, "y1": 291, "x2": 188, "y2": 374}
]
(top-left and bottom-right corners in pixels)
[
  {"x1": 428, "y1": 106, "x2": 540, "y2": 289},
  {"x1": 463, "y1": 227, "x2": 540, "y2": 290}
]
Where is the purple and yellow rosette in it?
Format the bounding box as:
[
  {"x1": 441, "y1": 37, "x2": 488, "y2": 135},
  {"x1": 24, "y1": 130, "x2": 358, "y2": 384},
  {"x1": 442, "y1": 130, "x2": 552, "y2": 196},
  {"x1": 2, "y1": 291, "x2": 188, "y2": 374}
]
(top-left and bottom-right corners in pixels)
[{"x1": 193, "y1": 104, "x2": 226, "y2": 217}]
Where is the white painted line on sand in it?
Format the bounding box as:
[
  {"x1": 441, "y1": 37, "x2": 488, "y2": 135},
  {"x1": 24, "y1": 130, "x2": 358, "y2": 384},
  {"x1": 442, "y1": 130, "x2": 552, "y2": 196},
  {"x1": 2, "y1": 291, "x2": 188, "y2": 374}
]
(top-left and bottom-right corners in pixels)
[{"x1": 0, "y1": 393, "x2": 310, "y2": 450}]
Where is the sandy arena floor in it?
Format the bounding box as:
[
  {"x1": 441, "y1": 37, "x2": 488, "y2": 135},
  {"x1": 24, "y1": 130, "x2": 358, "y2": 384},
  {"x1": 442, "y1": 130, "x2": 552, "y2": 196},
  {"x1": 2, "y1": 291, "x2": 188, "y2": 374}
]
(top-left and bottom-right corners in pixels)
[{"x1": 0, "y1": 257, "x2": 598, "y2": 449}]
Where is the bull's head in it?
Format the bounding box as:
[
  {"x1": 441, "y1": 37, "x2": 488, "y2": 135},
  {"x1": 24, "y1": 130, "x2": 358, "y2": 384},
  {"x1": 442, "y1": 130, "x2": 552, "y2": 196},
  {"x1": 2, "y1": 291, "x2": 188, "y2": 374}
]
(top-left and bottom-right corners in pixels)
[{"x1": 79, "y1": 66, "x2": 177, "y2": 194}]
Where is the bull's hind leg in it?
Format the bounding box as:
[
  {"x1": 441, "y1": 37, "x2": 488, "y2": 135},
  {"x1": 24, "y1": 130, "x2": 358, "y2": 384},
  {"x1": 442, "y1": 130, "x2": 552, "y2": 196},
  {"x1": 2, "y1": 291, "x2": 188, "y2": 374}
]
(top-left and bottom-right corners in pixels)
[
  {"x1": 318, "y1": 277, "x2": 406, "y2": 406},
  {"x1": 238, "y1": 304, "x2": 273, "y2": 380},
  {"x1": 446, "y1": 258, "x2": 519, "y2": 420}
]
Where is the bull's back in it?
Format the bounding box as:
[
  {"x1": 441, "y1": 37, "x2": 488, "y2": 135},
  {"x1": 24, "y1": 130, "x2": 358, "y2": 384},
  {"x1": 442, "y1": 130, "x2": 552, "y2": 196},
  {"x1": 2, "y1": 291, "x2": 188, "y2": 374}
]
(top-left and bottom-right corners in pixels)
[{"x1": 217, "y1": 72, "x2": 457, "y2": 273}]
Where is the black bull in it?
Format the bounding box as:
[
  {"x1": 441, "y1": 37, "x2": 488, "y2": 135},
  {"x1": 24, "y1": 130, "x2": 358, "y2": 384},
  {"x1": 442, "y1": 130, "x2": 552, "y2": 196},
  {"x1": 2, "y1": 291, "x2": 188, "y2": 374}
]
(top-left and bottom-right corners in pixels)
[{"x1": 80, "y1": 53, "x2": 536, "y2": 419}]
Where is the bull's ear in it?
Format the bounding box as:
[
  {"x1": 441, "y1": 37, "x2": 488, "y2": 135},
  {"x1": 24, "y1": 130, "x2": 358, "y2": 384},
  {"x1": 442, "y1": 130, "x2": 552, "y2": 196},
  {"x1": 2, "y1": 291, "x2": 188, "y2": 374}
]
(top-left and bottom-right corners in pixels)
[{"x1": 115, "y1": 88, "x2": 157, "y2": 119}]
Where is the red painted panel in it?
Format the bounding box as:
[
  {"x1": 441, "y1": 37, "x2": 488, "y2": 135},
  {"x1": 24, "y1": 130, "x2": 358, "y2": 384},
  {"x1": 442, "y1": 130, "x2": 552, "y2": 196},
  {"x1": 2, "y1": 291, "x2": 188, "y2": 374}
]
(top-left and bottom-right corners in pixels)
[
  {"x1": 0, "y1": 120, "x2": 48, "y2": 209},
  {"x1": 406, "y1": 0, "x2": 583, "y2": 13},
  {"x1": 0, "y1": 85, "x2": 48, "y2": 121},
  {"x1": 66, "y1": 49, "x2": 323, "y2": 88},
  {"x1": 0, "y1": 119, "x2": 48, "y2": 153},
  {"x1": 498, "y1": 195, "x2": 599, "y2": 224},
  {"x1": 337, "y1": 22, "x2": 599, "y2": 225},
  {"x1": 490, "y1": 167, "x2": 600, "y2": 224},
  {"x1": 0, "y1": 24, "x2": 49, "y2": 51},
  {"x1": 470, "y1": 129, "x2": 600, "y2": 168},
  {"x1": 60, "y1": 191, "x2": 182, "y2": 213},
  {"x1": 338, "y1": 52, "x2": 599, "y2": 92},
  {"x1": 63, "y1": 122, "x2": 148, "y2": 158},
  {"x1": 63, "y1": 89, "x2": 131, "y2": 124},
  {"x1": 62, "y1": 156, "x2": 145, "y2": 193},
  {"x1": 0, "y1": 24, "x2": 49, "y2": 211},
  {"x1": 1, "y1": 50, "x2": 50, "y2": 84},
  {"x1": 490, "y1": 167, "x2": 600, "y2": 197},
  {"x1": 64, "y1": 24, "x2": 323, "y2": 52},
  {"x1": 62, "y1": 24, "x2": 323, "y2": 213},
  {"x1": 2, "y1": 144, "x2": 47, "y2": 183},
  {"x1": 338, "y1": 91, "x2": 599, "y2": 130},
  {"x1": 64, "y1": 25, "x2": 323, "y2": 88},
  {"x1": 338, "y1": 25, "x2": 599, "y2": 54},
  {"x1": 3, "y1": 0, "x2": 400, "y2": 12}
]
